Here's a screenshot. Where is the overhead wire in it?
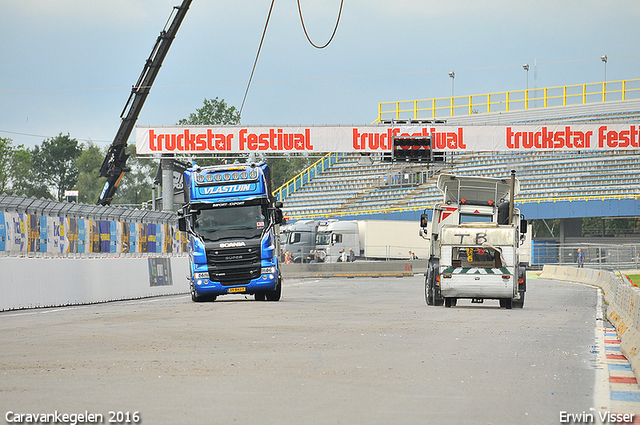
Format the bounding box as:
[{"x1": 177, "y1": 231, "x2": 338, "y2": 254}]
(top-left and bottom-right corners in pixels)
[
  {"x1": 239, "y1": 0, "x2": 276, "y2": 121},
  {"x1": 297, "y1": 0, "x2": 344, "y2": 49},
  {"x1": 238, "y1": 0, "x2": 344, "y2": 120}
]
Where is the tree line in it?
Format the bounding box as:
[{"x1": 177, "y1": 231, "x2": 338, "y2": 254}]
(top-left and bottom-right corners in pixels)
[{"x1": 0, "y1": 98, "x2": 320, "y2": 207}]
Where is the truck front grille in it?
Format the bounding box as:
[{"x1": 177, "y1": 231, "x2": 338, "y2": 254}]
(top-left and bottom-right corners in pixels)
[{"x1": 206, "y1": 244, "x2": 261, "y2": 286}]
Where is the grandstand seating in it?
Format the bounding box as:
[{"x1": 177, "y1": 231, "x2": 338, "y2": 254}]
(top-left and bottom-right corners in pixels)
[
  {"x1": 280, "y1": 150, "x2": 640, "y2": 219},
  {"x1": 281, "y1": 79, "x2": 640, "y2": 219}
]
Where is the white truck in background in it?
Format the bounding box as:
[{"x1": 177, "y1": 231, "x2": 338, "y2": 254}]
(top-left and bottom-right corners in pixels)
[
  {"x1": 282, "y1": 219, "x2": 426, "y2": 263},
  {"x1": 420, "y1": 172, "x2": 530, "y2": 309},
  {"x1": 316, "y1": 219, "x2": 427, "y2": 262},
  {"x1": 280, "y1": 219, "x2": 321, "y2": 263}
]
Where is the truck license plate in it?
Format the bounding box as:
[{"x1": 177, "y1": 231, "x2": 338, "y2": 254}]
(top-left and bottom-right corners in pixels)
[{"x1": 228, "y1": 287, "x2": 246, "y2": 293}]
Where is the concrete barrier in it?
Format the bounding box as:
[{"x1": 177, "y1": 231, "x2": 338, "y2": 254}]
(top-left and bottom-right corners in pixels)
[
  {"x1": 281, "y1": 259, "x2": 427, "y2": 278},
  {"x1": 0, "y1": 256, "x2": 190, "y2": 311},
  {"x1": 540, "y1": 264, "x2": 640, "y2": 381}
]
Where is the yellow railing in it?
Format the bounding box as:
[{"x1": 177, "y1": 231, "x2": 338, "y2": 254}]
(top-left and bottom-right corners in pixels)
[
  {"x1": 273, "y1": 152, "x2": 343, "y2": 202},
  {"x1": 376, "y1": 78, "x2": 640, "y2": 122}
]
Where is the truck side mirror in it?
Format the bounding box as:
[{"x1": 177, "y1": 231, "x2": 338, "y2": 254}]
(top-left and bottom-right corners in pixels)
[
  {"x1": 178, "y1": 215, "x2": 187, "y2": 232},
  {"x1": 420, "y1": 214, "x2": 429, "y2": 228},
  {"x1": 520, "y1": 219, "x2": 528, "y2": 234},
  {"x1": 274, "y1": 201, "x2": 285, "y2": 225}
]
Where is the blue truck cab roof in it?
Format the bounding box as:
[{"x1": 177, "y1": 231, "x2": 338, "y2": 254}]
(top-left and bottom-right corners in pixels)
[{"x1": 184, "y1": 162, "x2": 271, "y2": 204}]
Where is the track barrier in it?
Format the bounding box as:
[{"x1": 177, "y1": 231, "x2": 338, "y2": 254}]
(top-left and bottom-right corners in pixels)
[
  {"x1": 540, "y1": 265, "x2": 640, "y2": 382},
  {"x1": 0, "y1": 256, "x2": 190, "y2": 311}
]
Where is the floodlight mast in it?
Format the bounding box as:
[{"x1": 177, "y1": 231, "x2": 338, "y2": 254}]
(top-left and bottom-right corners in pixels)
[{"x1": 97, "y1": 0, "x2": 192, "y2": 206}]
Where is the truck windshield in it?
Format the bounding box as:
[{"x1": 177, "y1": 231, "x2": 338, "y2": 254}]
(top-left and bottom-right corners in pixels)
[
  {"x1": 460, "y1": 213, "x2": 492, "y2": 223},
  {"x1": 193, "y1": 204, "x2": 266, "y2": 242},
  {"x1": 316, "y1": 232, "x2": 330, "y2": 245}
]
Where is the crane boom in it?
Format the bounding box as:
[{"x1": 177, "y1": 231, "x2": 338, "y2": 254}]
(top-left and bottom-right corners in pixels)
[{"x1": 97, "y1": 0, "x2": 192, "y2": 206}]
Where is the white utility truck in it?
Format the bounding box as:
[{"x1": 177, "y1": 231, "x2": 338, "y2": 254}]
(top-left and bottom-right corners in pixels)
[{"x1": 420, "y1": 172, "x2": 529, "y2": 309}]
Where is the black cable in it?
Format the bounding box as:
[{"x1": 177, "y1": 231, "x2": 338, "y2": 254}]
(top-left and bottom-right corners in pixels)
[
  {"x1": 297, "y1": 0, "x2": 344, "y2": 49},
  {"x1": 239, "y1": 0, "x2": 276, "y2": 120}
]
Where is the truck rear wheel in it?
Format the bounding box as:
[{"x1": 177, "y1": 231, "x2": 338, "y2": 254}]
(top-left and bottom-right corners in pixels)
[
  {"x1": 500, "y1": 298, "x2": 513, "y2": 309},
  {"x1": 512, "y1": 292, "x2": 525, "y2": 309}
]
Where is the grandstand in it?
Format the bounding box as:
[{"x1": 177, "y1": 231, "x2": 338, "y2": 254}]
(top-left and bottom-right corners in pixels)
[
  {"x1": 276, "y1": 78, "x2": 640, "y2": 221},
  {"x1": 278, "y1": 150, "x2": 640, "y2": 220}
]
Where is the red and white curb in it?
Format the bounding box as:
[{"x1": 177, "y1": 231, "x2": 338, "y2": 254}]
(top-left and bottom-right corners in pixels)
[{"x1": 594, "y1": 289, "x2": 640, "y2": 424}]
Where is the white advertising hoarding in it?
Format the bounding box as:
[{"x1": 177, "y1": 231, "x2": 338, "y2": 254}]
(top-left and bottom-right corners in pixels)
[{"x1": 136, "y1": 124, "x2": 640, "y2": 154}]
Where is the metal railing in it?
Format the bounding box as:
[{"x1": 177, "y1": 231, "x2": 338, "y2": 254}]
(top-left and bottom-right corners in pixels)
[
  {"x1": 376, "y1": 78, "x2": 640, "y2": 122},
  {"x1": 533, "y1": 242, "x2": 640, "y2": 271},
  {"x1": 273, "y1": 152, "x2": 345, "y2": 202}
]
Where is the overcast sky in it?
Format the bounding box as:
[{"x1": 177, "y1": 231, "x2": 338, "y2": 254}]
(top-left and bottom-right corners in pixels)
[{"x1": 1, "y1": 0, "x2": 639, "y2": 149}]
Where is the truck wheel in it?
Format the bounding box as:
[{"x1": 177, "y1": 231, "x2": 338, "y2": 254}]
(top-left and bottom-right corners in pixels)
[
  {"x1": 191, "y1": 289, "x2": 202, "y2": 302},
  {"x1": 192, "y1": 289, "x2": 215, "y2": 302},
  {"x1": 513, "y1": 292, "x2": 525, "y2": 309},
  {"x1": 255, "y1": 292, "x2": 266, "y2": 301},
  {"x1": 500, "y1": 298, "x2": 512, "y2": 309},
  {"x1": 425, "y1": 277, "x2": 434, "y2": 306},
  {"x1": 426, "y1": 262, "x2": 441, "y2": 306},
  {"x1": 444, "y1": 298, "x2": 452, "y2": 308},
  {"x1": 266, "y1": 278, "x2": 282, "y2": 301}
]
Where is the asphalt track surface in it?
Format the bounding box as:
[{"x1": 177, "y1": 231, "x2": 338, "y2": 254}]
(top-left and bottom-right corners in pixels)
[{"x1": 1, "y1": 275, "x2": 601, "y2": 425}]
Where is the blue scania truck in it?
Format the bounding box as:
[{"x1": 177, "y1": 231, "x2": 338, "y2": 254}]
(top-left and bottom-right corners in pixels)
[{"x1": 178, "y1": 162, "x2": 284, "y2": 302}]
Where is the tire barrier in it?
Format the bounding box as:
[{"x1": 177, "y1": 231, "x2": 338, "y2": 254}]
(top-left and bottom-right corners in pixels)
[{"x1": 540, "y1": 265, "x2": 640, "y2": 382}]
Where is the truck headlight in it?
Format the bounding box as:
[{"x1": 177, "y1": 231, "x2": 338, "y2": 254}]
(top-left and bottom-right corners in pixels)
[{"x1": 261, "y1": 266, "x2": 276, "y2": 275}]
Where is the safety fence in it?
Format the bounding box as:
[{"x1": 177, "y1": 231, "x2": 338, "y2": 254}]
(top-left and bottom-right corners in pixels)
[
  {"x1": 533, "y1": 241, "x2": 640, "y2": 270},
  {"x1": 0, "y1": 195, "x2": 187, "y2": 257},
  {"x1": 377, "y1": 78, "x2": 640, "y2": 122}
]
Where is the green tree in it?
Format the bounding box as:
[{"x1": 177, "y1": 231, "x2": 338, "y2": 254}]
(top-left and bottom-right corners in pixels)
[
  {"x1": 176, "y1": 97, "x2": 243, "y2": 168},
  {"x1": 177, "y1": 97, "x2": 240, "y2": 126},
  {"x1": 8, "y1": 145, "x2": 52, "y2": 199},
  {"x1": 75, "y1": 142, "x2": 105, "y2": 204},
  {"x1": 31, "y1": 134, "x2": 82, "y2": 201},
  {"x1": 0, "y1": 137, "x2": 13, "y2": 193}
]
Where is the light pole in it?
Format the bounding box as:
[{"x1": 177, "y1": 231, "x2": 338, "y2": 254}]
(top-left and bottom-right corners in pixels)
[
  {"x1": 523, "y1": 64, "x2": 529, "y2": 109},
  {"x1": 448, "y1": 71, "x2": 455, "y2": 98},
  {"x1": 601, "y1": 55, "x2": 608, "y2": 102}
]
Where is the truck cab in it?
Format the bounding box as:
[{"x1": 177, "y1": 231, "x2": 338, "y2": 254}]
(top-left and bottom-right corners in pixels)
[
  {"x1": 281, "y1": 219, "x2": 320, "y2": 263},
  {"x1": 315, "y1": 220, "x2": 359, "y2": 263},
  {"x1": 178, "y1": 162, "x2": 284, "y2": 302}
]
